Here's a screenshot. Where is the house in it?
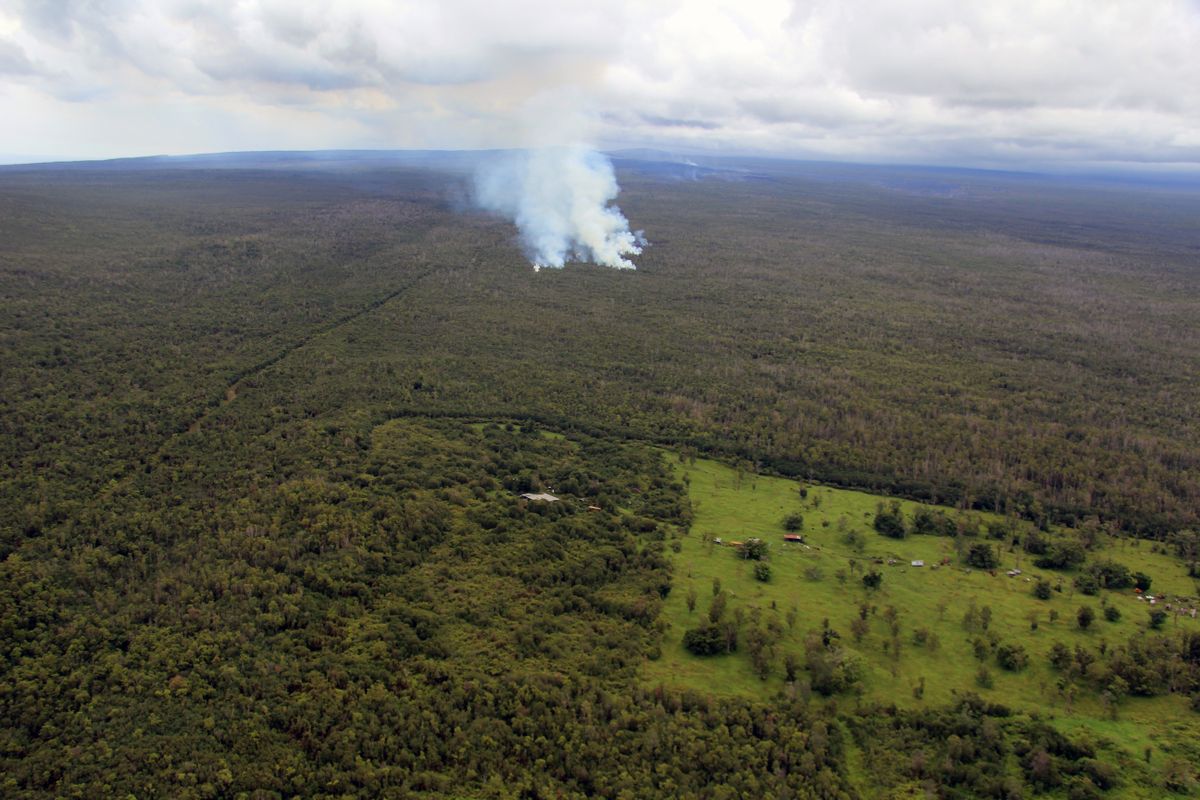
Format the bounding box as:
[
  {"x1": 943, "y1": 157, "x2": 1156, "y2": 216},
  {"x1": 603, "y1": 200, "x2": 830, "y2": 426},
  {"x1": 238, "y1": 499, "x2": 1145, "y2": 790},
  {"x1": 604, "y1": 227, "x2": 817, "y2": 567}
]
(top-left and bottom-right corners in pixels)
[
  {"x1": 911, "y1": 560, "x2": 924, "y2": 567},
  {"x1": 520, "y1": 492, "x2": 559, "y2": 502},
  {"x1": 783, "y1": 534, "x2": 804, "y2": 543},
  {"x1": 587, "y1": 505, "x2": 602, "y2": 512}
]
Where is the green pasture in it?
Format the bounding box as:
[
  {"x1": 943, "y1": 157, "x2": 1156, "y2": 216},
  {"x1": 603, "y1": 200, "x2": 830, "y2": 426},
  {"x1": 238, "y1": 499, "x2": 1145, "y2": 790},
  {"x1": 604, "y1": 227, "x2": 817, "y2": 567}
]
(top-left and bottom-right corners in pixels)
[{"x1": 644, "y1": 454, "x2": 1200, "y2": 784}]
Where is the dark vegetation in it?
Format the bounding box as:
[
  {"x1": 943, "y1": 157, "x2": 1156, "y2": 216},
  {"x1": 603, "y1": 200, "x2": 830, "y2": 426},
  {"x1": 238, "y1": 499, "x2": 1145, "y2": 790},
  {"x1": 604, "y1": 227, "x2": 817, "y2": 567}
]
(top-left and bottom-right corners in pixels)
[{"x1": 2, "y1": 154, "x2": 1200, "y2": 796}]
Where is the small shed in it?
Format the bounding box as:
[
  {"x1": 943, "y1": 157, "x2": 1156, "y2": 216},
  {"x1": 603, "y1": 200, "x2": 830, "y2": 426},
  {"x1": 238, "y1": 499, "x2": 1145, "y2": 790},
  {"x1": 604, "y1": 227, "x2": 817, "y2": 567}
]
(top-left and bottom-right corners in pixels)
[
  {"x1": 911, "y1": 560, "x2": 924, "y2": 567},
  {"x1": 520, "y1": 492, "x2": 560, "y2": 502},
  {"x1": 783, "y1": 534, "x2": 804, "y2": 543}
]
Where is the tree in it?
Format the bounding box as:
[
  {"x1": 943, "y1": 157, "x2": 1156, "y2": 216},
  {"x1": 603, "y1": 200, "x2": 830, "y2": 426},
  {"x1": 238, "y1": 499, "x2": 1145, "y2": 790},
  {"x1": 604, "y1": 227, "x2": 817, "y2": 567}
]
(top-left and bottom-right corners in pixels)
[
  {"x1": 1077, "y1": 605, "x2": 1095, "y2": 630},
  {"x1": 862, "y1": 570, "x2": 883, "y2": 590},
  {"x1": 782, "y1": 512, "x2": 804, "y2": 532},
  {"x1": 1034, "y1": 540, "x2": 1086, "y2": 570},
  {"x1": 754, "y1": 562, "x2": 771, "y2": 582},
  {"x1": 1149, "y1": 608, "x2": 1168, "y2": 629},
  {"x1": 965, "y1": 543, "x2": 998, "y2": 569},
  {"x1": 683, "y1": 624, "x2": 730, "y2": 656},
  {"x1": 1048, "y1": 642, "x2": 1072, "y2": 671},
  {"x1": 1133, "y1": 571, "x2": 1152, "y2": 592},
  {"x1": 1103, "y1": 605, "x2": 1121, "y2": 622},
  {"x1": 1033, "y1": 580, "x2": 1053, "y2": 600},
  {"x1": 996, "y1": 643, "x2": 1029, "y2": 671},
  {"x1": 708, "y1": 592, "x2": 728, "y2": 623},
  {"x1": 873, "y1": 501, "x2": 906, "y2": 539},
  {"x1": 740, "y1": 538, "x2": 768, "y2": 561},
  {"x1": 686, "y1": 587, "x2": 698, "y2": 613}
]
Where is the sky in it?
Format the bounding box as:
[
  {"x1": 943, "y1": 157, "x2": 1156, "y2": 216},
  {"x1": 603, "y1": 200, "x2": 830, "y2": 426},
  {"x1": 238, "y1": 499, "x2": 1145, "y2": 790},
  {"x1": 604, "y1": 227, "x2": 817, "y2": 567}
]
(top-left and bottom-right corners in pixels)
[{"x1": 1, "y1": 0, "x2": 1199, "y2": 171}]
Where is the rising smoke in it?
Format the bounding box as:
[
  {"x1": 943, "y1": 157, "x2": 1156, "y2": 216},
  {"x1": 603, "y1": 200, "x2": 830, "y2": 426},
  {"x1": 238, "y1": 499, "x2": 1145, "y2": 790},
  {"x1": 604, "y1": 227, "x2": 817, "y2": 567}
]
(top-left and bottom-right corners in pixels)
[{"x1": 474, "y1": 146, "x2": 645, "y2": 271}]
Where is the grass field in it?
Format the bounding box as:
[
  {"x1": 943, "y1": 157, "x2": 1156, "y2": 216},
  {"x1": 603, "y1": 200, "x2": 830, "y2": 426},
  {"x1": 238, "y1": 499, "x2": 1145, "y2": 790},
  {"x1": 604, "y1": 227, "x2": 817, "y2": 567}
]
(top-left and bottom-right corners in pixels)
[{"x1": 643, "y1": 454, "x2": 1200, "y2": 788}]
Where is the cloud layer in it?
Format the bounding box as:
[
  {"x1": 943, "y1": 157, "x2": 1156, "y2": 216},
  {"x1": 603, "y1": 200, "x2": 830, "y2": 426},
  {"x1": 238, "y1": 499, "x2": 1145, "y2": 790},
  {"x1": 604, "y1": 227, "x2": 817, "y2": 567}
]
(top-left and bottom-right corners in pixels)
[{"x1": 2, "y1": 0, "x2": 1199, "y2": 169}]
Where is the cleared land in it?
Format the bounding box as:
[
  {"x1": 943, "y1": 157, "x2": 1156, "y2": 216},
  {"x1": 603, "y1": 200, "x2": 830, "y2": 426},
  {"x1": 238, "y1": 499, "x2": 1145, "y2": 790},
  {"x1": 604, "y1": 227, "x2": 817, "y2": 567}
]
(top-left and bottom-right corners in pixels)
[{"x1": 645, "y1": 455, "x2": 1200, "y2": 791}]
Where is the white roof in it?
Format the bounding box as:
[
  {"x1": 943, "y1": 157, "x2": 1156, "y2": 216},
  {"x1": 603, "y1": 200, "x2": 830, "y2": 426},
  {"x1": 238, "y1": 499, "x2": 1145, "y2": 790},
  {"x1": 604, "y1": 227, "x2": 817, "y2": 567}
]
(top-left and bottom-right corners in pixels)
[{"x1": 520, "y1": 492, "x2": 560, "y2": 502}]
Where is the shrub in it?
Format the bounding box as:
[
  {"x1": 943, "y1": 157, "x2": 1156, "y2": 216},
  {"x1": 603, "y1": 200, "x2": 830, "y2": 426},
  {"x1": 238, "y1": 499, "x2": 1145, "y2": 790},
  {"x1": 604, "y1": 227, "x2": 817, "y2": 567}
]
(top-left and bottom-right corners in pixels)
[
  {"x1": 996, "y1": 643, "x2": 1029, "y2": 671},
  {"x1": 782, "y1": 512, "x2": 804, "y2": 532},
  {"x1": 862, "y1": 570, "x2": 883, "y2": 590},
  {"x1": 683, "y1": 624, "x2": 729, "y2": 656},
  {"x1": 873, "y1": 501, "x2": 906, "y2": 538},
  {"x1": 1133, "y1": 571, "x2": 1152, "y2": 592},
  {"x1": 739, "y1": 538, "x2": 768, "y2": 560},
  {"x1": 976, "y1": 666, "x2": 994, "y2": 688},
  {"x1": 1034, "y1": 540, "x2": 1086, "y2": 570},
  {"x1": 966, "y1": 543, "x2": 999, "y2": 569},
  {"x1": 754, "y1": 562, "x2": 771, "y2": 582},
  {"x1": 1033, "y1": 580, "x2": 1053, "y2": 600},
  {"x1": 1086, "y1": 560, "x2": 1133, "y2": 590},
  {"x1": 1074, "y1": 572, "x2": 1099, "y2": 595},
  {"x1": 1103, "y1": 605, "x2": 1121, "y2": 622},
  {"x1": 1049, "y1": 642, "x2": 1072, "y2": 671},
  {"x1": 1077, "y1": 606, "x2": 1095, "y2": 630},
  {"x1": 1023, "y1": 530, "x2": 1049, "y2": 555},
  {"x1": 1148, "y1": 608, "x2": 1168, "y2": 629}
]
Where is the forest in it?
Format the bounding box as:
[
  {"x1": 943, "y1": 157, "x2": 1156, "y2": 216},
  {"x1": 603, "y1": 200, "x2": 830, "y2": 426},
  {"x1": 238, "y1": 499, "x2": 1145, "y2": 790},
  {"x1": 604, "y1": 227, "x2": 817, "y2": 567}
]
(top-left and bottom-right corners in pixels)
[{"x1": 1, "y1": 152, "x2": 1199, "y2": 797}]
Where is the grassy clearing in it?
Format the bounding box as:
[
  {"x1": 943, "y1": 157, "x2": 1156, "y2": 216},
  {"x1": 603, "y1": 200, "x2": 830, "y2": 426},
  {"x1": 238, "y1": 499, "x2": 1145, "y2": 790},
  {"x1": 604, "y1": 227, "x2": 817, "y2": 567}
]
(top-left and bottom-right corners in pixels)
[{"x1": 643, "y1": 454, "x2": 1200, "y2": 785}]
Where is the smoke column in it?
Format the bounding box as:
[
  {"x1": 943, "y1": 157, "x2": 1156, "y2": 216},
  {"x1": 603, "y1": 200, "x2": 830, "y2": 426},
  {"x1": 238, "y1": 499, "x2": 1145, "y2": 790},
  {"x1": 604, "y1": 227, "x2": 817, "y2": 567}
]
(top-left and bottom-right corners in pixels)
[{"x1": 474, "y1": 146, "x2": 645, "y2": 270}]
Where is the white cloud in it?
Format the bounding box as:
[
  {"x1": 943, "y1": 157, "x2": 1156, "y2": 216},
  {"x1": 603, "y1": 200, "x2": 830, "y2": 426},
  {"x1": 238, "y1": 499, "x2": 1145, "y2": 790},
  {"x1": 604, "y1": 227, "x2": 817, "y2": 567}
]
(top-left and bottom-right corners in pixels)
[{"x1": 1, "y1": 0, "x2": 1198, "y2": 169}]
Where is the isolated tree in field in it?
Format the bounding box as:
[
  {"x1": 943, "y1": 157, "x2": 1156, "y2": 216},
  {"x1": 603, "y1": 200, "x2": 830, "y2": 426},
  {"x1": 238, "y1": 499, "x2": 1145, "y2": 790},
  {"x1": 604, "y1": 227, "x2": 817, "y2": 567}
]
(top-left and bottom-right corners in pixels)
[
  {"x1": 683, "y1": 624, "x2": 729, "y2": 656},
  {"x1": 1077, "y1": 605, "x2": 1095, "y2": 630},
  {"x1": 1149, "y1": 608, "x2": 1168, "y2": 629},
  {"x1": 740, "y1": 538, "x2": 767, "y2": 560},
  {"x1": 873, "y1": 501, "x2": 906, "y2": 539},
  {"x1": 708, "y1": 592, "x2": 728, "y2": 623},
  {"x1": 1033, "y1": 580, "x2": 1053, "y2": 600},
  {"x1": 862, "y1": 570, "x2": 883, "y2": 590},
  {"x1": 965, "y1": 543, "x2": 998, "y2": 569},
  {"x1": 782, "y1": 512, "x2": 804, "y2": 532},
  {"x1": 995, "y1": 643, "x2": 1029, "y2": 671},
  {"x1": 754, "y1": 562, "x2": 772, "y2": 582}
]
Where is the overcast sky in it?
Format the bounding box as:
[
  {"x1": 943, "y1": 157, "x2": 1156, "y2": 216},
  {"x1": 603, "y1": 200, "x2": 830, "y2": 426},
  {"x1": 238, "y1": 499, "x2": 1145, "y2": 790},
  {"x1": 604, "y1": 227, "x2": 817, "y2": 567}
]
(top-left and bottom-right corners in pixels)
[{"x1": 2, "y1": 0, "x2": 1198, "y2": 171}]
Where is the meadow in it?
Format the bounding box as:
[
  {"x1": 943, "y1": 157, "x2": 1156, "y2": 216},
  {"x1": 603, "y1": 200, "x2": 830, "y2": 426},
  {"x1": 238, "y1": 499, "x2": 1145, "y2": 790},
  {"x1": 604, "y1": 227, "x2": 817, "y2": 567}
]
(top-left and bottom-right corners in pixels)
[{"x1": 646, "y1": 455, "x2": 1200, "y2": 794}]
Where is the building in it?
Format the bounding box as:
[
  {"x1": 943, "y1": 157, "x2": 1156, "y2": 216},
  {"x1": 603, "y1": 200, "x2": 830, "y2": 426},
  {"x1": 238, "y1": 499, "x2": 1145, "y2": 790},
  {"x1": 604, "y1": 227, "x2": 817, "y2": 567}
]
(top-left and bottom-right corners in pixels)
[{"x1": 520, "y1": 492, "x2": 560, "y2": 502}]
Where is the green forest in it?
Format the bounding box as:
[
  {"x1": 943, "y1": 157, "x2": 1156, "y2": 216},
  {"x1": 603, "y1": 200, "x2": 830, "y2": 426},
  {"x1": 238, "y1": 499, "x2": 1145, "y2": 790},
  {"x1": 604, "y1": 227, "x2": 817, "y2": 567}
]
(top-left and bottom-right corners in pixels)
[{"x1": 2, "y1": 155, "x2": 1200, "y2": 798}]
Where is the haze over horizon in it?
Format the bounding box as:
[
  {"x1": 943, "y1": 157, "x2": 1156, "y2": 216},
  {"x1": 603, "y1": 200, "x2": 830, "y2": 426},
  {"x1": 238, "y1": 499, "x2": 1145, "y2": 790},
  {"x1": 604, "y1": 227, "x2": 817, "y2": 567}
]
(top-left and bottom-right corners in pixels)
[{"x1": 2, "y1": 0, "x2": 1199, "y2": 173}]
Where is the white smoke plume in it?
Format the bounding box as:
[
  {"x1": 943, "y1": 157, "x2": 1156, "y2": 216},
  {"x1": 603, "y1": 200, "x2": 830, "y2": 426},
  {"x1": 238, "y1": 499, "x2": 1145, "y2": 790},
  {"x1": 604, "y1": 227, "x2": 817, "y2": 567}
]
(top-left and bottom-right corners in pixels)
[{"x1": 474, "y1": 146, "x2": 645, "y2": 271}]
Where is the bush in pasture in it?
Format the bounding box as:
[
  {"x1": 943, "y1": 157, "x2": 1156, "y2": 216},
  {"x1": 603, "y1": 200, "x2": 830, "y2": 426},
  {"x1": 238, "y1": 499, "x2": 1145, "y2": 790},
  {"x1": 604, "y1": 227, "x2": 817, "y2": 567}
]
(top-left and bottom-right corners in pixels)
[
  {"x1": 862, "y1": 570, "x2": 883, "y2": 590},
  {"x1": 1035, "y1": 540, "x2": 1086, "y2": 570},
  {"x1": 996, "y1": 643, "x2": 1029, "y2": 671},
  {"x1": 1048, "y1": 642, "x2": 1072, "y2": 671},
  {"x1": 1148, "y1": 608, "x2": 1168, "y2": 629},
  {"x1": 683, "y1": 624, "x2": 731, "y2": 656},
  {"x1": 873, "y1": 501, "x2": 906, "y2": 539},
  {"x1": 1077, "y1": 606, "x2": 1095, "y2": 630},
  {"x1": 1033, "y1": 580, "x2": 1053, "y2": 600},
  {"x1": 708, "y1": 591, "x2": 728, "y2": 623},
  {"x1": 739, "y1": 538, "x2": 767, "y2": 560},
  {"x1": 754, "y1": 562, "x2": 771, "y2": 582},
  {"x1": 782, "y1": 512, "x2": 804, "y2": 531},
  {"x1": 1103, "y1": 605, "x2": 1121, "y2": 622},
  {"x1": 1133, "y1": 571, "x2": 1153, "y2": 592},
  {"x1": 966, "y1": 543, "x2": 999, "y2": 569}
]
